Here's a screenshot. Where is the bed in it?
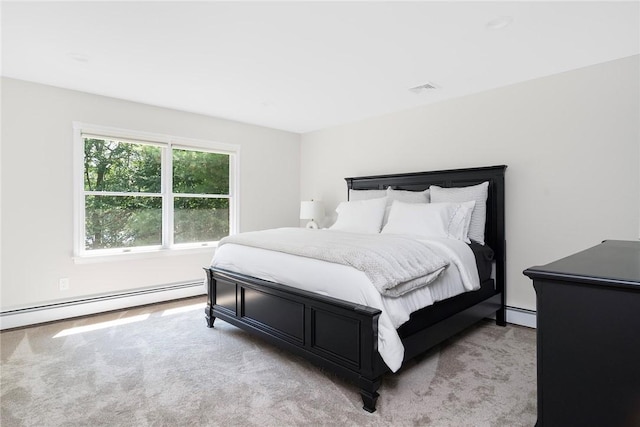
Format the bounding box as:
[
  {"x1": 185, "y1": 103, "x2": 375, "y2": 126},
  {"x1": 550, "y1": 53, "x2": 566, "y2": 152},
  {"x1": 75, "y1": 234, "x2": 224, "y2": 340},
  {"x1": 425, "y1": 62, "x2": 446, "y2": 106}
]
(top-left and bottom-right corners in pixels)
[{"x1": 204, "y1": 165, "x2": 506, "y2": 412}]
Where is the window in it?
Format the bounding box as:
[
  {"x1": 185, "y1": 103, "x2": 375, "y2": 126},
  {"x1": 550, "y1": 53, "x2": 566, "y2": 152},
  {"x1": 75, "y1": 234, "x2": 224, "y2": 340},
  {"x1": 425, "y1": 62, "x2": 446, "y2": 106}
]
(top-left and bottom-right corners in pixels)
[{"x1": 74, "y1": 123, "x2": 239, "y2": 259}]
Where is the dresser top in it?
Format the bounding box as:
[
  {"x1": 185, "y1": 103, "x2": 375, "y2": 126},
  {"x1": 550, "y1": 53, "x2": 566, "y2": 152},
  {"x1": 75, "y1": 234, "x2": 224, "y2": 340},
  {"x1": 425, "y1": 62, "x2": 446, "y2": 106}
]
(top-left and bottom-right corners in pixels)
[{"x1": 523, "y1": 240, "x2": 640, "y2": 289}]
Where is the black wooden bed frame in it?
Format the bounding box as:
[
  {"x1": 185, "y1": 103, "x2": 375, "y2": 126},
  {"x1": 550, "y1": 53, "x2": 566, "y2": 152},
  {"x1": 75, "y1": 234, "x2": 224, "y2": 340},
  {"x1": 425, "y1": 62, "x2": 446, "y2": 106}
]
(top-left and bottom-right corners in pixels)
[{"x1": 204, "y1": 165, "x2": 507, "y2": 412}]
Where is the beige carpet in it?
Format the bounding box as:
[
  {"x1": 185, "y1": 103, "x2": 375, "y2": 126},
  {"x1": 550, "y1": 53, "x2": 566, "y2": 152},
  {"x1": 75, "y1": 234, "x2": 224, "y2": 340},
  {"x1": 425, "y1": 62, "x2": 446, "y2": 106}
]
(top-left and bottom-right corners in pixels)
[{"x1": 1, "y1": 297, "x2": 536, "y2": 426}]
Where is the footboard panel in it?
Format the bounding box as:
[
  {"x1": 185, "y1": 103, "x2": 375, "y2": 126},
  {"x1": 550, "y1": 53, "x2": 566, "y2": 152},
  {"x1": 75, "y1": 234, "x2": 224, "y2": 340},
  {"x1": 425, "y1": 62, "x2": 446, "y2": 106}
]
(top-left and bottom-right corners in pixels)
[
  {"x1": 205, "y1": 267, "x2": 387, "y2": 411},
  {"x1": 242, "y1": 286, "x2": 306, "y2": 344}
]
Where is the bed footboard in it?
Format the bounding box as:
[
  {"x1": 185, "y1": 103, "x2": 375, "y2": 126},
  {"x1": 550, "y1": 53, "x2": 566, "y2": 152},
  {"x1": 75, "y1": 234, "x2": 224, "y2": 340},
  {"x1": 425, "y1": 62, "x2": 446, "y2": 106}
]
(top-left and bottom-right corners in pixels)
[{"x1": 204, "y1": 267, "x2": 388, "y2": 412}]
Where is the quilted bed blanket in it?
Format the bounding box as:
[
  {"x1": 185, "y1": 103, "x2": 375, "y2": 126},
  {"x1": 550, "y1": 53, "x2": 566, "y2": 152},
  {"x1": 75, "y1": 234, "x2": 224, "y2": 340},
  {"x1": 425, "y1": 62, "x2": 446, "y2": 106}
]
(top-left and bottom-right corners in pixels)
[{"x1": 218, "y1": 228, "x2": 449, "y2": 297}]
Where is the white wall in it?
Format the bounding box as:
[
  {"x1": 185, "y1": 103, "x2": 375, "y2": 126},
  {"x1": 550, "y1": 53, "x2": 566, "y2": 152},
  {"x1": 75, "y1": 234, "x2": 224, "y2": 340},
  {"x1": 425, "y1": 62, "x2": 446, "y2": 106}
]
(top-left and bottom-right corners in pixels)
[
  {"x1": 2, "y1": 55, "x2": 638, "y2": 314},
  {"x1": 301, "y1": 55, "x2": 640, "y2": 311},
  {"x1": 1, "y1": 78, "x2": 300, "y2": 310}
]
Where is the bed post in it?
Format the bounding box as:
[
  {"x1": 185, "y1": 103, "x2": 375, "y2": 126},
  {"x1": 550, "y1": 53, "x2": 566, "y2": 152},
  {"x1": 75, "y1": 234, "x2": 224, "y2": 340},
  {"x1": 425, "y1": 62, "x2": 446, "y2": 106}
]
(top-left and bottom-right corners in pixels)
[
  {"x1": 492, "y1": 166, "x2": 507, "y2": 327},
  {"x1": 356, "y1": 305, "x2": 385, "y2": 412},
  {"x1": 359, "y1": 376, "x2": 381, "y2": 413},
  {"x1": 204, "y1": 268, "x2": 216, "y2": 328}
]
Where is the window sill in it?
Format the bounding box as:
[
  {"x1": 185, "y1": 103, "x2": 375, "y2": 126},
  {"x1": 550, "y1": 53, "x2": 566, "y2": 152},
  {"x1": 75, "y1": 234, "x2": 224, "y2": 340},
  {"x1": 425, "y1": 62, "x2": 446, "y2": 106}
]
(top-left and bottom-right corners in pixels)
[{"x1": 73, "y1": 244, "x2": 218, "y2": 264}]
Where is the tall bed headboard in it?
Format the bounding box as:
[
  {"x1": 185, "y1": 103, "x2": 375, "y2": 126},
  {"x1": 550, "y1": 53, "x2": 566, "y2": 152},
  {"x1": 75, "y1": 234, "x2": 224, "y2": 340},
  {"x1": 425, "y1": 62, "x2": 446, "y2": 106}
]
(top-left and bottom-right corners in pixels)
[{"x1": 345, "y1": 165, "x2": 507, "y2": 296}]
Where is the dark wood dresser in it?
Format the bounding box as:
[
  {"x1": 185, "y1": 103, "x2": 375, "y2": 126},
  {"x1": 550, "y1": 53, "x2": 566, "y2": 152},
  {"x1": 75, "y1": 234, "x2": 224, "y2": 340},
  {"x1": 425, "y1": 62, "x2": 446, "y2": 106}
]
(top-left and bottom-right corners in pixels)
[{"x1": 524, "y1": 240, "x2": 640, "y2": 427}]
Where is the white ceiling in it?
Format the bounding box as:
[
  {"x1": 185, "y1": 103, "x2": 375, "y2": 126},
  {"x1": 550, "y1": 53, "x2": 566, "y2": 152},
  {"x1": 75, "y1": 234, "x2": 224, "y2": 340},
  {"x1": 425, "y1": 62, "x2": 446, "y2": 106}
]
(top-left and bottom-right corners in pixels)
[{"x1": 2, "y1": 1, "x2": 639, "y2": 133}]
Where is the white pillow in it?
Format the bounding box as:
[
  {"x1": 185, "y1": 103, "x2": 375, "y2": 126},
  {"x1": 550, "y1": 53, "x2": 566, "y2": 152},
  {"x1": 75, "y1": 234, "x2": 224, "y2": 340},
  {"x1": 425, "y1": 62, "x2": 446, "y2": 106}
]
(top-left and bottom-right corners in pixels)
[
  {"x1": 382, "y1": 187, "x2": 430, "y2": 225},
  {"x1": 329, "y1": 197, "x2": 387, "y2": 233},
  {"x1": 381, "y1": 200, "x2": 475, "y2": 242},
  {"x1": 459, "y1": 200, "x2": 476, "y2": 243},
  {"x1": 386, "y1": 187, "x2": 430, "y2": 203},
  {"x1": 430, "y1": 182, "x2": 489, "y2": 245},
  {"x1": 349, "y1": 189, "x2": 387, "y2": 201}
]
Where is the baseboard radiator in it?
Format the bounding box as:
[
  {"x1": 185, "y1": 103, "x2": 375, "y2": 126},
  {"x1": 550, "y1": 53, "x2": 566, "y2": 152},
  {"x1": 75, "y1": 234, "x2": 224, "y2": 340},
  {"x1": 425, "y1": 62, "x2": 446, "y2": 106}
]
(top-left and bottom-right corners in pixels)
[
  {"x1": 0, "y1": 281, "x2": 206, "y2": 330},
  {"x1": 505, "y1": 306, "x2": 537, "y2": 328},
  {"x1": 0, "y1": 283, "x2": 535, "y2": 331},
  {"x1": 485, "y1": 306, "x2": 536, "y2": 329}
]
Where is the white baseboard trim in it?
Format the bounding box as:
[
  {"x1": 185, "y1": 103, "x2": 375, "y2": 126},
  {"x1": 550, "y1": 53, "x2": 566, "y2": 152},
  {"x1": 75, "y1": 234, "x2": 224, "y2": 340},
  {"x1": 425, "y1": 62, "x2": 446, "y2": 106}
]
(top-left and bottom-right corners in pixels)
[
  {"x1": 487, "y1": 307, "x2": 537, "y2": 328},
  {"x1": 505, "y1": 306, "x2": 537, "y2": 328},
  {"x1": 1, "y1": 285, "x2": 537, "y2": 331},
  {"x1": 0, "y1": 281, "x2": 206, "y2": 330}
]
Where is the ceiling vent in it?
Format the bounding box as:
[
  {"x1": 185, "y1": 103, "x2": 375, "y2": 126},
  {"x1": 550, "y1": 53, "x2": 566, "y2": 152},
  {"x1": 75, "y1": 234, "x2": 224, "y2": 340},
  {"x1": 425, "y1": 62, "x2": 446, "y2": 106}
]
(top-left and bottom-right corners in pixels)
[{"x1": 409, "y1": 82, "x2": 440, "y2": 94}]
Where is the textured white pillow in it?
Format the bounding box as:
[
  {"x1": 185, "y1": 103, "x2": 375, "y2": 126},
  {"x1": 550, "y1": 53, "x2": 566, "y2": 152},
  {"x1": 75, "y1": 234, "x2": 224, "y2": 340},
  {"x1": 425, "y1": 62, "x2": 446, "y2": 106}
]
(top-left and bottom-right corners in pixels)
[
  {"x1": 382, "y1": 187, "x2": 430, "y2": 225},
  {"x1": 349, "y1": 189, "x2": 388, "y2": 201},
  {"x1": 329, "y1": 197, "x2": 387, "y2": 233},
  {"x1": 430, "y1": 182, "x2": 489, "y2": 245},
  {"x1": 459, "y1": 200, "x2": 476, "y2": 243},
  {"x1": 381, "y1": 200, "x2": 475, "y2": 242},
  {"x1": 386, "y1": 187, "x2": 430, "y2": 203}
]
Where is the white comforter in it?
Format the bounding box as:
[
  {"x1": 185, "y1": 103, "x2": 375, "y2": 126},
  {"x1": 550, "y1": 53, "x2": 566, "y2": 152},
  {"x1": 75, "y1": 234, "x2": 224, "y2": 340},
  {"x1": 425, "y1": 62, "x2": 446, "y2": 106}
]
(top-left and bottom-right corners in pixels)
[
  {"x1": 219, "y1": 228, "x2": 451, "y2": 297},
  {"x1": 211, "y1": 233, "x2": 479, "y2": 372}
]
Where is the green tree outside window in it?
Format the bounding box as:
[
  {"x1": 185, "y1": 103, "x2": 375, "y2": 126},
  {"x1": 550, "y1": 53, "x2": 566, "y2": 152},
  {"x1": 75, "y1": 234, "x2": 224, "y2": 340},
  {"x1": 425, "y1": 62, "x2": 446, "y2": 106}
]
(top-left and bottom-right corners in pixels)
[{"x1": 83, "y1": 138, "x2": 230, "y2": 251}]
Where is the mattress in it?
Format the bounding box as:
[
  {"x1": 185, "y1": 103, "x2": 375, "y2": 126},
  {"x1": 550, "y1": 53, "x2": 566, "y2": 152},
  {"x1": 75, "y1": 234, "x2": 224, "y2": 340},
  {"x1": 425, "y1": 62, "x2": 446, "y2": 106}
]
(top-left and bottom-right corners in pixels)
[{"x1": 211, "y1": 236, "x2": 480, "y2": 372}]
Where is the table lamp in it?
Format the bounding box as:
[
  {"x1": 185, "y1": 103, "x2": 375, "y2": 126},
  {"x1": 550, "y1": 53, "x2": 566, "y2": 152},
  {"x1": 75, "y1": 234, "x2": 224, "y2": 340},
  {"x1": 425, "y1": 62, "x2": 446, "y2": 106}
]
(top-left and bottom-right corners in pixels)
[{"x1": 299, "y1": 200, "x2": 324, "y2": 229}]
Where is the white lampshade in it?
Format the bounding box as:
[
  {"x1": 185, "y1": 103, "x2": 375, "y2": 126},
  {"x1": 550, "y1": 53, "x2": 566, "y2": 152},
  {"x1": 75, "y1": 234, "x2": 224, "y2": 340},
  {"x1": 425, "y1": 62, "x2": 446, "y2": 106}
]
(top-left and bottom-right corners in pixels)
[
  {"x1": 300, "y1": 200, "x2": 324, "y2": 229},
  {"x1": 300, "y1": 200, "x2": 324, "y2": 220}
]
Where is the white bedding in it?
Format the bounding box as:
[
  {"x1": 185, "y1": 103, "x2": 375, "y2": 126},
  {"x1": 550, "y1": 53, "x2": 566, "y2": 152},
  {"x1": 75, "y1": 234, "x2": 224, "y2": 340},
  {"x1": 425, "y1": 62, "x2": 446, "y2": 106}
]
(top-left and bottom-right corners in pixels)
[
  {"x1": 210, "y1": 236, "x2": 479, "y2": 372},
  {"x1": 219, "y1": 228, "x2": 453, "y2": 297}
]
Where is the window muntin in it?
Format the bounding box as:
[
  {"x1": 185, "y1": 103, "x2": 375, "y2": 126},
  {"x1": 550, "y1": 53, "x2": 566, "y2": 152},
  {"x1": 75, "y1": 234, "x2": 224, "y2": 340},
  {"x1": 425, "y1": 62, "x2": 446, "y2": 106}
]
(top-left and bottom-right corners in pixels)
[{"x1": 74, "y1": 124, "x2": 238, "y2": 258}]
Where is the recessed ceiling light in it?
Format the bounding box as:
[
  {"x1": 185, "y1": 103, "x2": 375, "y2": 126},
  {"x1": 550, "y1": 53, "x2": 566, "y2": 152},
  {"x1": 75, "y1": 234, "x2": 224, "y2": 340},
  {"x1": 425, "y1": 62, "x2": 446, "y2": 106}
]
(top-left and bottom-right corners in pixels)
[
  {"x1": 486, "y1": 16, "x2": 513, "y2": 30},
  {"x1": 409, "y1": 82, "x2": 440, "y2": 94}
]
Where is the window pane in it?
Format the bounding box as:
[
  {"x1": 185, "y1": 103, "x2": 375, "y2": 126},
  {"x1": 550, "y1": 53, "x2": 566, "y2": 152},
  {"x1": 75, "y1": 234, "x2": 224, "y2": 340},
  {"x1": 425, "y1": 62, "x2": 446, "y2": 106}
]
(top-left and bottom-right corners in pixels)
[
  {"x1": 85, "y1": 196, "x2": 162, "y2": 250},
  {"x1": 173, "y1": 149, "x2": 229, "y2": 194},
  {"x1": 174, "y1": 197, "x2": 229, "y2": 243},
  {"x1": 84, "y1": 138, "x2": 161, "y2": 192}
]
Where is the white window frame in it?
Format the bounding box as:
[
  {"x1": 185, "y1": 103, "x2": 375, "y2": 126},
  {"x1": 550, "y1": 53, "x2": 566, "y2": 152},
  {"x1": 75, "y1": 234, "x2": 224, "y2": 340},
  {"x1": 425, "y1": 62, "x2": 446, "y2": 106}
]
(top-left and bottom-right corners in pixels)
[{"x1": 73, "y1": 122, "x2": 240, "y2": 262}]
